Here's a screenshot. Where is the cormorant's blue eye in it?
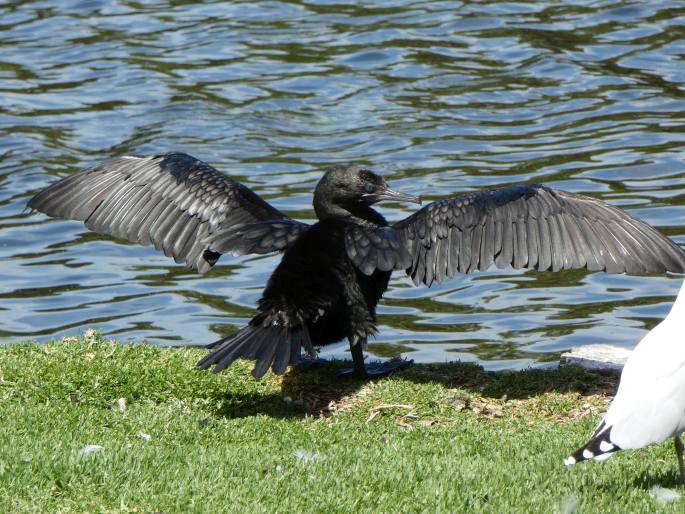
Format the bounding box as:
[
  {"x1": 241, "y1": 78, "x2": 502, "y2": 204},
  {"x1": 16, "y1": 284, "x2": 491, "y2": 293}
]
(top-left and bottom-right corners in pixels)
[{"x1": 365, "y1": 183, "x2": 374, "y2": 193}]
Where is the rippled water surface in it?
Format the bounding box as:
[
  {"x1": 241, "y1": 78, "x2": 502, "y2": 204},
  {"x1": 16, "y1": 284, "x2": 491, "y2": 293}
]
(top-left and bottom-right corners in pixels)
[{"x1": 2, "y1": 0, "x2": 685, "y2": 370}]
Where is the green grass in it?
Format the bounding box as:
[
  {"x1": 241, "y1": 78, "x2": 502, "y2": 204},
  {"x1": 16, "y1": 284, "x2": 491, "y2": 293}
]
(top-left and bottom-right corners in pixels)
[{"x1": 0, "y1": 333, "x2": 682, "y2": 513}]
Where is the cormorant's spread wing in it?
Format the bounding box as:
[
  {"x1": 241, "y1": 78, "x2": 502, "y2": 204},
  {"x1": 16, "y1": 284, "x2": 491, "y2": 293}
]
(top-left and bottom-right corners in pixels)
[
  {"x1": 345, "y1": 226, "x2": 412, "y2": 275},
  {"x1": 392, "y1": 184, "x2": 685, "y2": 286},
  {"x1": 28, "y1": 152, "x2": 309, "y2": 273}
]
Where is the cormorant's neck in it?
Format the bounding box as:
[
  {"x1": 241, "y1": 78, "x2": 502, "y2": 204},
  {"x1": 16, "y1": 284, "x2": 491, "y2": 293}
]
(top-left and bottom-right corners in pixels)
[{"x1": 314, "y1": 198, "x2": 387, "y2": 227}]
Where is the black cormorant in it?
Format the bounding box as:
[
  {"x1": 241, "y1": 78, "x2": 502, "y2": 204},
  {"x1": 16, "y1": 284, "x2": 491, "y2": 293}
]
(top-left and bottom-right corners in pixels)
[{"x1": 28, "y1": 152, "x2": 685, "y2": 378}]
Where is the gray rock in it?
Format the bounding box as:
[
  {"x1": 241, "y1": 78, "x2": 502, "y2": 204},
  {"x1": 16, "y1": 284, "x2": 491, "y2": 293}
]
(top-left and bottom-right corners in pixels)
[{"x1": 559, "y1": 344, "x2": 631, "y2": 375}]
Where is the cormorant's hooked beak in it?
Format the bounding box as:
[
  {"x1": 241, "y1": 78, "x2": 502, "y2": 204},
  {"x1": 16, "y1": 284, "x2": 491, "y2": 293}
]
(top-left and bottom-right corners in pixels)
[{"x1": 364, "y1": 186, "x2": 422, "y2": 205}]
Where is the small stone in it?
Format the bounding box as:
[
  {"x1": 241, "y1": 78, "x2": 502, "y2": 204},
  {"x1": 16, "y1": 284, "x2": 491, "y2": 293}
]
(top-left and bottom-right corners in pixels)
[
  {"x1": 395, "y1": 420, "x2": 413, "y2": 431},
  {"x1": 560, "y1": 344, "x2": 631, "y2": 374},
  {"x1": 488, "y1": 407, "x2": 503, "y2": 418},
  {"x1": 444, "y1": 394, "x2": 470, "y2": 411}
]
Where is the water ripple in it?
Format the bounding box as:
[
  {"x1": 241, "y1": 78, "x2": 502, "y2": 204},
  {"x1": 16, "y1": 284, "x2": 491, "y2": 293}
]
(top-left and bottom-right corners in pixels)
[{"x1": 1, "y1": 0, "x2": 685, "y2": 370}]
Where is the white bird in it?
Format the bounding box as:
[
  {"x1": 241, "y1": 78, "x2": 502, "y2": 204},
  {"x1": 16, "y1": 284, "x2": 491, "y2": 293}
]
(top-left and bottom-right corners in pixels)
[{"x1": 565, "y1": 279, "x2": 685, "y2": 483}]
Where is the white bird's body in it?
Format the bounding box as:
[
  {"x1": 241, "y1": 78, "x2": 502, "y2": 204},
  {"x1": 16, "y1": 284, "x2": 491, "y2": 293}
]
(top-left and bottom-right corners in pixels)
[{"x1": 565, "y1": 280, "x2": 685, "y2": 481}]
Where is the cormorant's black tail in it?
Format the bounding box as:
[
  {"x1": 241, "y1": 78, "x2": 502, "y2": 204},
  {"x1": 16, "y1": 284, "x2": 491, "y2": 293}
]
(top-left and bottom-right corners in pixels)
[
  {"x1": 564, "y1": 422, "x2": 621, "y2": 466},
  {"x1": 197, "y1": 324, "x2": 313, "y2": 378}
]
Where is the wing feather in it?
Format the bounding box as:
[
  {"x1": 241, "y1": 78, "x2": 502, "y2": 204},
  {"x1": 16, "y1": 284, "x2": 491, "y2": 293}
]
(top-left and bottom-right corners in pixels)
[
  {"x1": 480, "y1": 216, "x2": 495, "y2": 272},
  {"x1": 497, "y1": 218, "x2": 513, "y2": 269},
  {"x1": 577, "y1": 217, "x2": 604, "y2": 272},
  {"x1": 526, "y1": 217, "x2": 539, "y2": 270},
  {"x1": 470, "y1": 223, "x2": 483, "y2": 273}
]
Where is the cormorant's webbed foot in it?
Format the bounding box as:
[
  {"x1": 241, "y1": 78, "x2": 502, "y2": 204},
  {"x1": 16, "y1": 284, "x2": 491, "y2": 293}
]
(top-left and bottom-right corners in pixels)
[{"x1": 336, "y1": 359, "x2": 414, "y2": 379}]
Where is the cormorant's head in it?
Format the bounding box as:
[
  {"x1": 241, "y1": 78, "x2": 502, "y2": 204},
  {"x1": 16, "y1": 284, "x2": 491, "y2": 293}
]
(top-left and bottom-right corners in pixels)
[{"x1": 315, "y1": 165, "x2": 421, "y2": 213}]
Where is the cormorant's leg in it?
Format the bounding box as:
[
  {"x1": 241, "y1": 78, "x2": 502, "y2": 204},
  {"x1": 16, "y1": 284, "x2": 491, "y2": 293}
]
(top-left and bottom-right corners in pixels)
[
  {"x1": 350, "y1": 340, "x2": 367, "y2": 377},
  {"x1": 336, "y1": 338, "x2": 413, "y2": 378},
  {"x1": 675, "y1": 436, "x2": 685, "y2": 484}
]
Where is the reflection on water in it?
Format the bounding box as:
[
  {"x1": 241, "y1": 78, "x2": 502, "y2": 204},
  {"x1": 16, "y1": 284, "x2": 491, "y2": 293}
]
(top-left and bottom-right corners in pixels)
[{"x1": 1, "y1": 0, "x2": 685, "y2": 370}]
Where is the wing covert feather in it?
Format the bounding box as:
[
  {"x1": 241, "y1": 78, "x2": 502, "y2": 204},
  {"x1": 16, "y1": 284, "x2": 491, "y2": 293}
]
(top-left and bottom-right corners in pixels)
[{"x1": 344, "y1": 226, "x2": 412, "y2": 275}]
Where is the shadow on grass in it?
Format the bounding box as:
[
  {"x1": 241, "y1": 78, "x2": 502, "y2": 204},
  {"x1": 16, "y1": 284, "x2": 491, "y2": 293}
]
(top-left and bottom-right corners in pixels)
[
  {"x1": 203, "y1": 361, "x2": 368, "y2": 420},
  {"x1": 632, "y1": 468, "x2": 683, "y2": 490},
  {"x1": 398, "y1": 360, "x2": 618, "y2": 399},
  {"x1": 203, "y1": 357, "x2": 617, "y2": 420},
  {"x1": 207, "y1": 391, "x2": 307, "y2": 420}
]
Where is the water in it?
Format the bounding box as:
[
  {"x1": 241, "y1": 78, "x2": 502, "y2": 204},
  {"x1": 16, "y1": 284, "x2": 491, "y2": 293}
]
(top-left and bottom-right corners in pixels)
[{"x1": 2, "y1": 0, "x2": 685, "y2": 371}]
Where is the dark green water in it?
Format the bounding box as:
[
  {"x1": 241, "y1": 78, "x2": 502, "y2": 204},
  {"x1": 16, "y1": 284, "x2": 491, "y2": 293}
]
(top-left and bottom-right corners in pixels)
[{"x1": 2, "y1": 1, "x2": 685, "y2": 370}]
